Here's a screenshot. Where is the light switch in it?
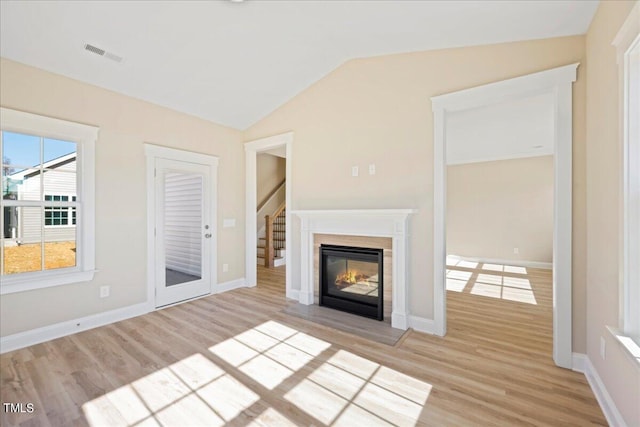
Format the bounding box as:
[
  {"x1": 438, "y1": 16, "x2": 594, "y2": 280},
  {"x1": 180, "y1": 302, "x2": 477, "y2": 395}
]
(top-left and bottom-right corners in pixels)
[{"x1": 351, "y1": 166, "x2": 359, "y2": 177}]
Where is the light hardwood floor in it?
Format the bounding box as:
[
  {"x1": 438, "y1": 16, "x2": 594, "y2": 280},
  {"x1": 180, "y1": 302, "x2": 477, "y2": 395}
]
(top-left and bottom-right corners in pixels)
[{"x1": 1, "y1": 264, "x2": 605, "y2": 426}]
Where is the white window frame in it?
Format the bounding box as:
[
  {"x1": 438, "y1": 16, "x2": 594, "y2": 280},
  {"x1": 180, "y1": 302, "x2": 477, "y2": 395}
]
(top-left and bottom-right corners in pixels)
[
  {"x1": 612, "y1": 2, "x2": 640, "y2": 362},
  {"x1": 0, "y1": 108, "x2": 97, "y2": 294}
]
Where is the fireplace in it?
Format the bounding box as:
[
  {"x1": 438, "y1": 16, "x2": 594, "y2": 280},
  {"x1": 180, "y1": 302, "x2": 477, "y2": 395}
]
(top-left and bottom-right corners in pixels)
[{"x1": 319, "y1": 244, "x2": 384, "y2": 320}]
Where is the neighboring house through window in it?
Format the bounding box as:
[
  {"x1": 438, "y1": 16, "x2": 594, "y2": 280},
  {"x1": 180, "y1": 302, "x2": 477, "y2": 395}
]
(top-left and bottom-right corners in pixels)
[
  {"x1": 44, "y1": 195, "x2": 77, "y2": 226},
  {"x1": 0, "y1": 108, "x2": 97, "y2": 294}
]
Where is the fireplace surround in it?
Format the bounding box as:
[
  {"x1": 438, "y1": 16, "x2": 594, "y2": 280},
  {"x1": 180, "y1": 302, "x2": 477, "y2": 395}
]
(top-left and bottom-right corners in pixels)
[
  {"x1": 292, "y1": 209, "x2": 417, "y2": 330},
  {"x1": 320, "y1": 244, "x2": 384, "y2": 320}
]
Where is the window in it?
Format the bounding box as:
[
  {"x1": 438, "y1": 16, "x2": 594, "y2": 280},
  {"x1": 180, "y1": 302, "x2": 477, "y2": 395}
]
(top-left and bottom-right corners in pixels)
[
  {"x1": 0, "y1": 108, "x2": 97, "y2": 294},
  {"x1": 44, "y1": 195, "x2": 77, "y2": 226},
  {"x1": 613, "y1": 5, "x2": 640, "y2": 358}
]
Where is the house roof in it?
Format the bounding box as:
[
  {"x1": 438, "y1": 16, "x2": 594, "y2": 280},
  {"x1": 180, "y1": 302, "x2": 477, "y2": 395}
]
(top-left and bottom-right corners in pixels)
[
  {"x1": 0, "y1": 1, "x2": 599, "y2": 130},
  {"x1": 8, "y1": 153, "x2": 76, "y2": 180}
]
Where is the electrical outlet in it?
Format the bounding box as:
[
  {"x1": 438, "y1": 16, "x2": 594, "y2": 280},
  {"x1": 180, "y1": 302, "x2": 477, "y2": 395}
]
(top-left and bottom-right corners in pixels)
[
  {"x1": 369, "y1": 164, "x2": 376, "y2": 175},
  {"x1": 100, "y1": 285, "x2": 110, "y2": 298},
  {"x1": 351, "y1": 166, "x2": 359, "y2": 177},
  {"x1": 513, "y1": 247, "x2": 519, "y2": 254},
  {"x1": 223, "y1": 263, "x2": 229, "y2": 273},
  {"x1": 600, "y1": 336, "x2": 606, "y2": 359}
]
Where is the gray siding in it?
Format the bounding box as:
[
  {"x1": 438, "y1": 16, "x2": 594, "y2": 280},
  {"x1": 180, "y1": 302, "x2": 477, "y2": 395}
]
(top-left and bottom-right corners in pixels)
[{"x1": 17, "y1": 160, "x2": 77, "y2": 244}]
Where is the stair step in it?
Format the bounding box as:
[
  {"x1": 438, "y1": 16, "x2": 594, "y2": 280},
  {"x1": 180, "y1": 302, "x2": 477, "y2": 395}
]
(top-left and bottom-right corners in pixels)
[
  {"x1": 257, "y1": 247, "x2": 285, "y2": 257},
  {"x1": 257, "y1": 256, "x2": 285, "y2": 267}
]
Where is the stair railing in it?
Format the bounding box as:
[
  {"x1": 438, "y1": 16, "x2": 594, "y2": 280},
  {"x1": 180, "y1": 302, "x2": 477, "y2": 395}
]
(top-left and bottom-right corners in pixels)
[{"x1": 264, "y1": 202, "x2": 286, "y2": 268}]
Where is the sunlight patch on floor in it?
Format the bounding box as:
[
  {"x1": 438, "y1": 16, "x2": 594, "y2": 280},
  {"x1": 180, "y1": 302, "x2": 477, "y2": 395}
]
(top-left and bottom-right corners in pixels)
[
  {"x1": 247, "y1": 408, "x2": 298, "y2": 426},
  {"x1": 446, "y1": 255, "x2": 478, "y2": 269},
  {"x1": 82, "y1": 320, "x2": 432, "y2": 426},
  {"x1": 446, "y1": 278, "x2": 469, "y2": 292},
  {"x1": 504, "y1": 265, "x2": 527, "y2": 274},
  {"x1": 285, "y1": 349, "x2": 432, "y2": 425},
  {"x1": 447, "y1": 258, "x2": 537, "y2": 304},
  {"x1": 446, "y1": 269, "x2": 473, "y2": 292},
  {"x1": 82, "y1": 353, "x2": 257, "y2": 426}
]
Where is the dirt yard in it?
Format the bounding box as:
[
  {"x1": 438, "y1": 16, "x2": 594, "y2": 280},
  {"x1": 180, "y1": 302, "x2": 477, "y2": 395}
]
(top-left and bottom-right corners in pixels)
[{"x1": 3, "y1": 241, "x2": 76, "y2": 274}]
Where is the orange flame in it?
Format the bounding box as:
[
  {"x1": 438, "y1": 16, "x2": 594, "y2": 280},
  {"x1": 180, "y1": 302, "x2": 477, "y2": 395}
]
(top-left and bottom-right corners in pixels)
[{"x1": 335, "y1": 270, "x2": 368, "y2": 286}]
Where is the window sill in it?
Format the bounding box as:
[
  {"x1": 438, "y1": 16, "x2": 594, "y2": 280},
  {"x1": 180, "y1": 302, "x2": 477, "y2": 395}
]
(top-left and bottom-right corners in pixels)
[
  {"x1": 607, "y1": 326, "x2": 640, "y2": 369},
  {"x1": 0, "y1": 269, "x2": 96, "y2": 295}
]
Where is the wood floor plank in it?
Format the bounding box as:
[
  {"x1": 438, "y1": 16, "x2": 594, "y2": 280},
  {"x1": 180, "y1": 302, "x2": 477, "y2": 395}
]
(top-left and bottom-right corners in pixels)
[{"x1": 1, "y1": 264, "x2": 605, "y2": 426}]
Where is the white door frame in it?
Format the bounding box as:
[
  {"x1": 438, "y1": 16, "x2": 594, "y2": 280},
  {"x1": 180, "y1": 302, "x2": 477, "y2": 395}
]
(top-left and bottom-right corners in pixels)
[
  {"x1": 245, "y1": 132, "x2": 293, "y2": 297},
  {"x1": 145, "y1": 144, "x2": 219, "y2": 309},
  {"x1": 431, "y1": 63, "x2": 578, "y2": 369}
]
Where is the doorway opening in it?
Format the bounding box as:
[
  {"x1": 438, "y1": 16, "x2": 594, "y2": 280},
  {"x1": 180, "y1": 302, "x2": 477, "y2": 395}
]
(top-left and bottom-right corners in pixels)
[
  {"x1": 244, "y1": 132, "x2": 292, "y2": 297},
  {"x1": 446, "y1": 152, "x2": 554, "y2": 360},
  {"x1": 431, "y1": 64, "x2": 578, "y2": 369},
  {"x1": 145, "y1": 144, "x2": 219, "y2": 308}
]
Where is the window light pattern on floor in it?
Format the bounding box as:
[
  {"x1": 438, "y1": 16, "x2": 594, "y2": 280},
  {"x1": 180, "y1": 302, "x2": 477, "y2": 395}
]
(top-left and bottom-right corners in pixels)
[
  {"x1": 445, "y1": 256, "x2": 540, "y2": 305},
  {"x1": 82, "y1": 320, "x2": 432, "y2": 426}
]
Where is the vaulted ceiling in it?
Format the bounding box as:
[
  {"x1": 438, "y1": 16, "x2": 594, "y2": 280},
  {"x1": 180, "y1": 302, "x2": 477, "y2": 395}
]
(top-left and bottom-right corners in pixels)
[{"x1": 0, "y1": 1, "x2": 598, "y2": 130}]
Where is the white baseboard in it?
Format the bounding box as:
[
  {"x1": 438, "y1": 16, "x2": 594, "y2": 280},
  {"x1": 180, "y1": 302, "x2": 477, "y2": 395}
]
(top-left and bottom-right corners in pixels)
[
  {"x1": 0, "y1": 302, "x2": 149, "y2": 354},
  {"x1": 298, "y1": 291, "x2": 314, "y2": 305},
  {"x1": 448, "y1": 254, "x2": 552, "y2": 270},
  {"x1": 215, "y1": 278, "x2": 247, "y2": 293},
  {"x1": 572, "y1": 352, "x2": 587, "y2": 373},
  {"x1": 286, "y1": 288, "x2": 300, "y2": 301},
  {"x1": 584, "y1": 357, "x2": 628, "y2": 427},
  {"x1": 408, "y1": 315, "x2": 436, "y2": 334}
]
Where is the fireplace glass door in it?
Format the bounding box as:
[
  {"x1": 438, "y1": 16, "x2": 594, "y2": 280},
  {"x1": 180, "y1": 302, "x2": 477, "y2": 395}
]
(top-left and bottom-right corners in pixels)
[{"x1": 320, "y1": 245, "x2": 383, "y2": 320}]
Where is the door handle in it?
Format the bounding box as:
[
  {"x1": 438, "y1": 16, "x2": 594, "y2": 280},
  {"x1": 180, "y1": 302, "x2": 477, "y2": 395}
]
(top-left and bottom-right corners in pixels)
[{"x1": 204, "y1": 233, "x2": 212, "y2": 238}]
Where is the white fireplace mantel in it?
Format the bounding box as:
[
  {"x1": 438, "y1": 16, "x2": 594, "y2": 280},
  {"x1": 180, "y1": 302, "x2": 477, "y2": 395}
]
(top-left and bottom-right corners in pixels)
[{"x1": 292, "y1": 209, "x2": 417, "y2": 330}]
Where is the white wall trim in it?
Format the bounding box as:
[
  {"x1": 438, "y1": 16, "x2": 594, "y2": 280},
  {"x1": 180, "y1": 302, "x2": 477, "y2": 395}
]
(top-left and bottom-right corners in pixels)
[
  {"x1": 214, "y1": 278, "x2": 247, "y2": 293},
  {"x1": 144, "y1": 143, "x2": 219, "y2": 310},
  {"x1": 0, "y1": 302, "x2": 149, "y2": 354},
  {"x1": 448, "y1": 254, "x2": 553, "y2": 270},
  {"x1": 292, "y1": 209, "x2": 417, "y2": 331},
  {"x1": 144, "y1": 143, "x2": 220, "y2": 165},
  {"x1": 614, "y1": 2, "x2": 640, "y2": 348},
  {"x1": 431, "y1": 63, "x2": 578, "y2": 369},
  {"x1": 408, "y1": 315, "x2": 436, "y2": 334},
  {"x1": 244, "y1": 132, "x2": 293, "y2": 295},
  {"x1": 431, "y1": 63, "x2": 579, "y2": 112},
  {"x1": 572, "y1": 352, "x2": 587, "y2": 373},
  {"x1": 584, "y1": 357, "x2": 628, "y2": 427},
  {"x1": 446, "y1": 151, "x2": 553, "y2": 167},
  {"x1": 286, "y1": 288, "x2": 300, "y2": 301}
]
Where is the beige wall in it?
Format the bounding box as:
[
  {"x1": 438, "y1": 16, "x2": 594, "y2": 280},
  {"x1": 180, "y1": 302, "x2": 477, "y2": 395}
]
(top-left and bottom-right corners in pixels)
[
  {"x1": 256, "y1": 153, "x2": 285, "y2": 208},
  {"x1": 244, "y1": 35, "x2": 587, "y2": 352},
  {"x1": 585, "y1": 1, "x2": 639, "y2": 425},
  {"x1": 447, "y1": 156, "x2": 553, "y2": 263},
  {"x1": 0, "y1": 58, "x2": 246, "y2": 337}
]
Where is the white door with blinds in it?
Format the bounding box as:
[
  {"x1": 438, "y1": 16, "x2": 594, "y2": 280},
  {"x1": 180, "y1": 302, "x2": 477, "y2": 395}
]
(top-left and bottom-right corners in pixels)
[{"x1": 154, "y1": 158, "x2": 212, "y2": 307}]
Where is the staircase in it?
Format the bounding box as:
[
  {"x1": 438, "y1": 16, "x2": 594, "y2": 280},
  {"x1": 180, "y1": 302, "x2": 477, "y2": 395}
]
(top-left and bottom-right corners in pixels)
[{"x1": 257, "y1": 206, "x2": 286, "y2": 267}]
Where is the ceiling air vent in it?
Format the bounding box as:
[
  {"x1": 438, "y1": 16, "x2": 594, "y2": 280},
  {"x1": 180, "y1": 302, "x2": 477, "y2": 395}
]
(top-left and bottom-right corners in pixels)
[{"x1": 84, "y1": 43, "x2": 123, "y2": 63}]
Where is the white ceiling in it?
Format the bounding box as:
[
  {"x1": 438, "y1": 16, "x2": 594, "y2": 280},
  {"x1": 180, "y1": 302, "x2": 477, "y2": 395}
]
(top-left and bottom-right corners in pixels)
[
  {"x1": 0, "y1": 1, "x2": 598, "y2": 130},
  {"x1": 446, "y1": 93, "x2": 554, "y2": 165}
]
